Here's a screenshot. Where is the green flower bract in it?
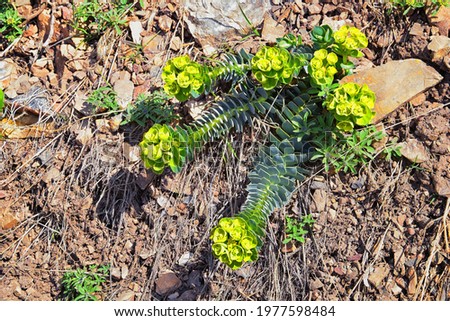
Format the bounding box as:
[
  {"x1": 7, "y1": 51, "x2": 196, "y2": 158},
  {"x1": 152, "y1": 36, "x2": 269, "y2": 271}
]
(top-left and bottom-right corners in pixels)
[{"x1": 325, "y1": 82, "x2": 376, "y2": 131}]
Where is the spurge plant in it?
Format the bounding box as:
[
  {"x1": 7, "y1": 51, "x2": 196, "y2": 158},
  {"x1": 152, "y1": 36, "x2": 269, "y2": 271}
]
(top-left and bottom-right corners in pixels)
[{"x1": 140, "y1": 24, "x2": 378, "y2": 270}]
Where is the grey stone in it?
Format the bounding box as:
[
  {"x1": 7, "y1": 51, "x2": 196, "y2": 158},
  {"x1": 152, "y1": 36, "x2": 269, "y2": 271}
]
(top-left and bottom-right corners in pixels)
[{"x1": 183, "y1": 0, "x2": 271, "y2": 54}]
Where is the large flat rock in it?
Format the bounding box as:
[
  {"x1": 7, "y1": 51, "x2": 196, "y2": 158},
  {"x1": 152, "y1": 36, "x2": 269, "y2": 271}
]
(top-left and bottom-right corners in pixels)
[
  {"x1": 341, "y1": 59, "x2": 443, "y2": 123},
  {"x1": 183, "y1": 0, "x2": 271, "y2": 54}
]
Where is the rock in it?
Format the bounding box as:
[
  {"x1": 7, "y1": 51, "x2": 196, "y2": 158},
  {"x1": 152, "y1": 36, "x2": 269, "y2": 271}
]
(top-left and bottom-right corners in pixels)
[
  {"x1": 155, "y1": 271, "x2": 182, "y2": 296},
  {"x1": 322, "y1": 3, "x2": 336, "y2": 14},
  {"x1": 310, "y1": 278, "x2": 324, "y2": 290},
  {"x1": 368, "y1": 263, "x2": 390, "y2": 288},
  {"x1": 42, "y1": 168, "x2": 61, "y2": 184},
  {"x1": 429, "y1": 6, "x2": 450, "y2": 36},
  {"x1": 178, "y1": 252, "x2": 193, "y2": 266},
  {"x1": 183, "y1": 0, "x2": 271, "y2": 54},
  {"x1": 139, "y1": 249, "x2": 154, "y2": 260},
  {"x1": 391, "y1": 283, "x2": 403, "y2": 296},
  {"x1": 170, "y1": 36, "x2": 183, "y2": 51},
  {"x1": 261, "y1": 13, "x2": 286, "y2": 43},
  {"x1": 427, "y1": 36, "x2": 450, "y2": 72},
  {"x1": 129, "y1": 18, "x2": 143, "y2": 44},
  {"x1": 74, "y1": 92, "x2": 95, "y2": 116},
  {"x1": 341, "y1": 59, "x2": 444, "y2": 123},
  {"x1": 433, "y1": 174, "x2": 450, "y2": 197},
  {"x1": 0, "y1": 59, "x2": 18, "y2": 88},
  {"x1": 117, "y1": 290, "x2": 135, "y2": 301},
  {"x1": 177, "y1": 290, "x2": 197, "y2": 301},
  {"x1": 156, "y1": 195, "x2": 169, "y2": 208},
  {"x1": 167, "y1": 292, "x2": 180, "y2": 300},
  {"x1": 398, "y1": 139, "x2": 430, "y2": 163},
  {"x1": 311, "y1": 189, "x2": 327, "y2": 212},
  {"x1": 161, "y1": 174, "x2": 192, "y2": 195},
  {"x1": 121, "y1": 266, "x2": 129, "y2": 279},
  {"x1": 142, "y1": 33, "x2": 164, "y2": 59},
  {"x1": 409, "y1": 23, "x2": 424, "y2": 36},
  {"x1": 187, "y1": 270, "x2": 202, "y2": 288},
  {"x1": 321, "y1": 17, "x2": 348, "y2": 31},
  {"x1": 308, "y1": 3, "x2": 322, "y2": 14},
  {"x1": 75, "y1": 128, "x2": 93, "y2": 146},
  {"x1": 157, "y1": 15, "x2": 173, "y2": 32},
  {"x1": 111, "y1": 267, "x2": 122, "y2": 280},
  {"x1": 409, "y1": 92, "x2": 426, "y2": 107},
  {"x1": 310, "y1": 180, "x2": 328, "y2": 190},
  {"x1": 136, "y1": 170, "x2": 155, "y2": 190},
  {"x1": 113, "y1": 78, "x2": 134, "y2": 109}
]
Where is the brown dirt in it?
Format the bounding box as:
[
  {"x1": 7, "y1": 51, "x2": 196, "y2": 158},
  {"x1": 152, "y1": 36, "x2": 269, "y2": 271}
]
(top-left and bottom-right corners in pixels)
[{"x1": 1, "y1": 0, "x2": 449, "y2": 301}]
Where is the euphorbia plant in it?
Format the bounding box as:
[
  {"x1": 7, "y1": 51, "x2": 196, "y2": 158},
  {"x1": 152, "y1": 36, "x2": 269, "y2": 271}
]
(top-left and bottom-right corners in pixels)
[{"x1": 140, "y1": 24, "x2": 378, "y2": 270}]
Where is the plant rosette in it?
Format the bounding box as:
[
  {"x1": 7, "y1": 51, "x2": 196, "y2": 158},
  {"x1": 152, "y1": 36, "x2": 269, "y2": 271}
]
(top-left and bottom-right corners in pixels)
[
  {"x1": 308, "y1": 49, "x2": 339, "y2": 89},
  {"x1": 139, "y1": 124, "x2": 188, "y2": 174},
  {"x1": 251, "y1": 46, "x2": 305, "y2": 90},
  {"x1": 324, "y1": 82, "x2": 376, "y2": 132},
  {"x1": 162, "y1": 55, "x2": 208, "y2": 102},
  {"x1": 332, "y1": 25, "x2": 368, "y2": 65},
  {"x1": 210, "y1": 217, "x2": 260, "y2": 270}
]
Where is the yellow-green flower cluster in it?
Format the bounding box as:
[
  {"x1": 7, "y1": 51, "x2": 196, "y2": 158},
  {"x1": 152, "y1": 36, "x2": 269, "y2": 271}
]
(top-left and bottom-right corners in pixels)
[
  {"x1": 161, "y1": 55, "x2": 207, "y2": 102},
  {"x1": 332, "y1": 25, "x2": 368, "y2": 58},
  {"x1": 251, "y1": 46, "x2": 303, "y2": 90},
  {"x1": 325, "y1": 82, "x2": 376, "y2": 131},
  {"x1": 210, "y1": 217, "x2": 259, "y2": 270},
  {"x1": 139, "y1": 124, "x2": 187, "y2": 174},
  {"x1": 308, "y1": 49, "x2": 339, "y2": 88}
]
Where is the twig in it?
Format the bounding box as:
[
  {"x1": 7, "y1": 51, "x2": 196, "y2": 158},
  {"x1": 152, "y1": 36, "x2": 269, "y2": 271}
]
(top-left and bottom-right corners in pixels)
[{"x1": 41, "y1": 1, "x2": 56, "y2": 49}]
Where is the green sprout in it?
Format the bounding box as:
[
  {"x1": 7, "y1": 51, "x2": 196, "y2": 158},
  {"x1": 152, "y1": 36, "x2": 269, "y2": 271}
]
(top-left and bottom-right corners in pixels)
[
  {"x1": 121, "y1": 90, "x2": 177, "y2": 126},
  {"x1": 0, "y1": 0, "x2": 23, "y2": 44},
  {"x1": 61, "y1": 264, "x2": 109, "y2": 301},
  {"x1": 72, "y1": 0, "x2": 131, "y2": 42},
  {"x1": 0, "y1": 88, "x2": 4, "y2": 114},
  {"x1": 87, "y1": 85, "x2": 120, "y2": 113},
  {"x1": 283, "y1": 215, "x2": 315, "y2": 244},
  {"x1": 390, "y1": 0, "x2": 449, "y2": 14}
]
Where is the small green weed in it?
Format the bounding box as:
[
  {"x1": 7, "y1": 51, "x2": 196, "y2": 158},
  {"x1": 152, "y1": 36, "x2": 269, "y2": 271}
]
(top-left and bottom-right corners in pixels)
[
  {"x1": 0, "y1": 88, "x2": 4, "y2": 114},
  {"x1": 87, "y1": 85, "x2": 120, "y2": 113},
  {"x1": 389, "y1": 0, "x2": 449, "y2": 14},
  {"x1": 61, "y1": 264, "x2": 109, "y2": 301},
  {"x1": 72, "y1": 0, "x2": 133, "y2": 42},
  {"x1": 122, "y1": 90, "x2": 178, "y2": 126},
  {"x1": 383, "y1": 138, "x2": 402, "y2": 161},
  {"x1": 0, "y1": 0, "x2": 23, "y2": 44},
  {"x1": 309, "y1": 121, "x2": 385, "y2": 174},
  {"x1": 283, "y1": 215, "x2": 315, "y2": 244}
]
